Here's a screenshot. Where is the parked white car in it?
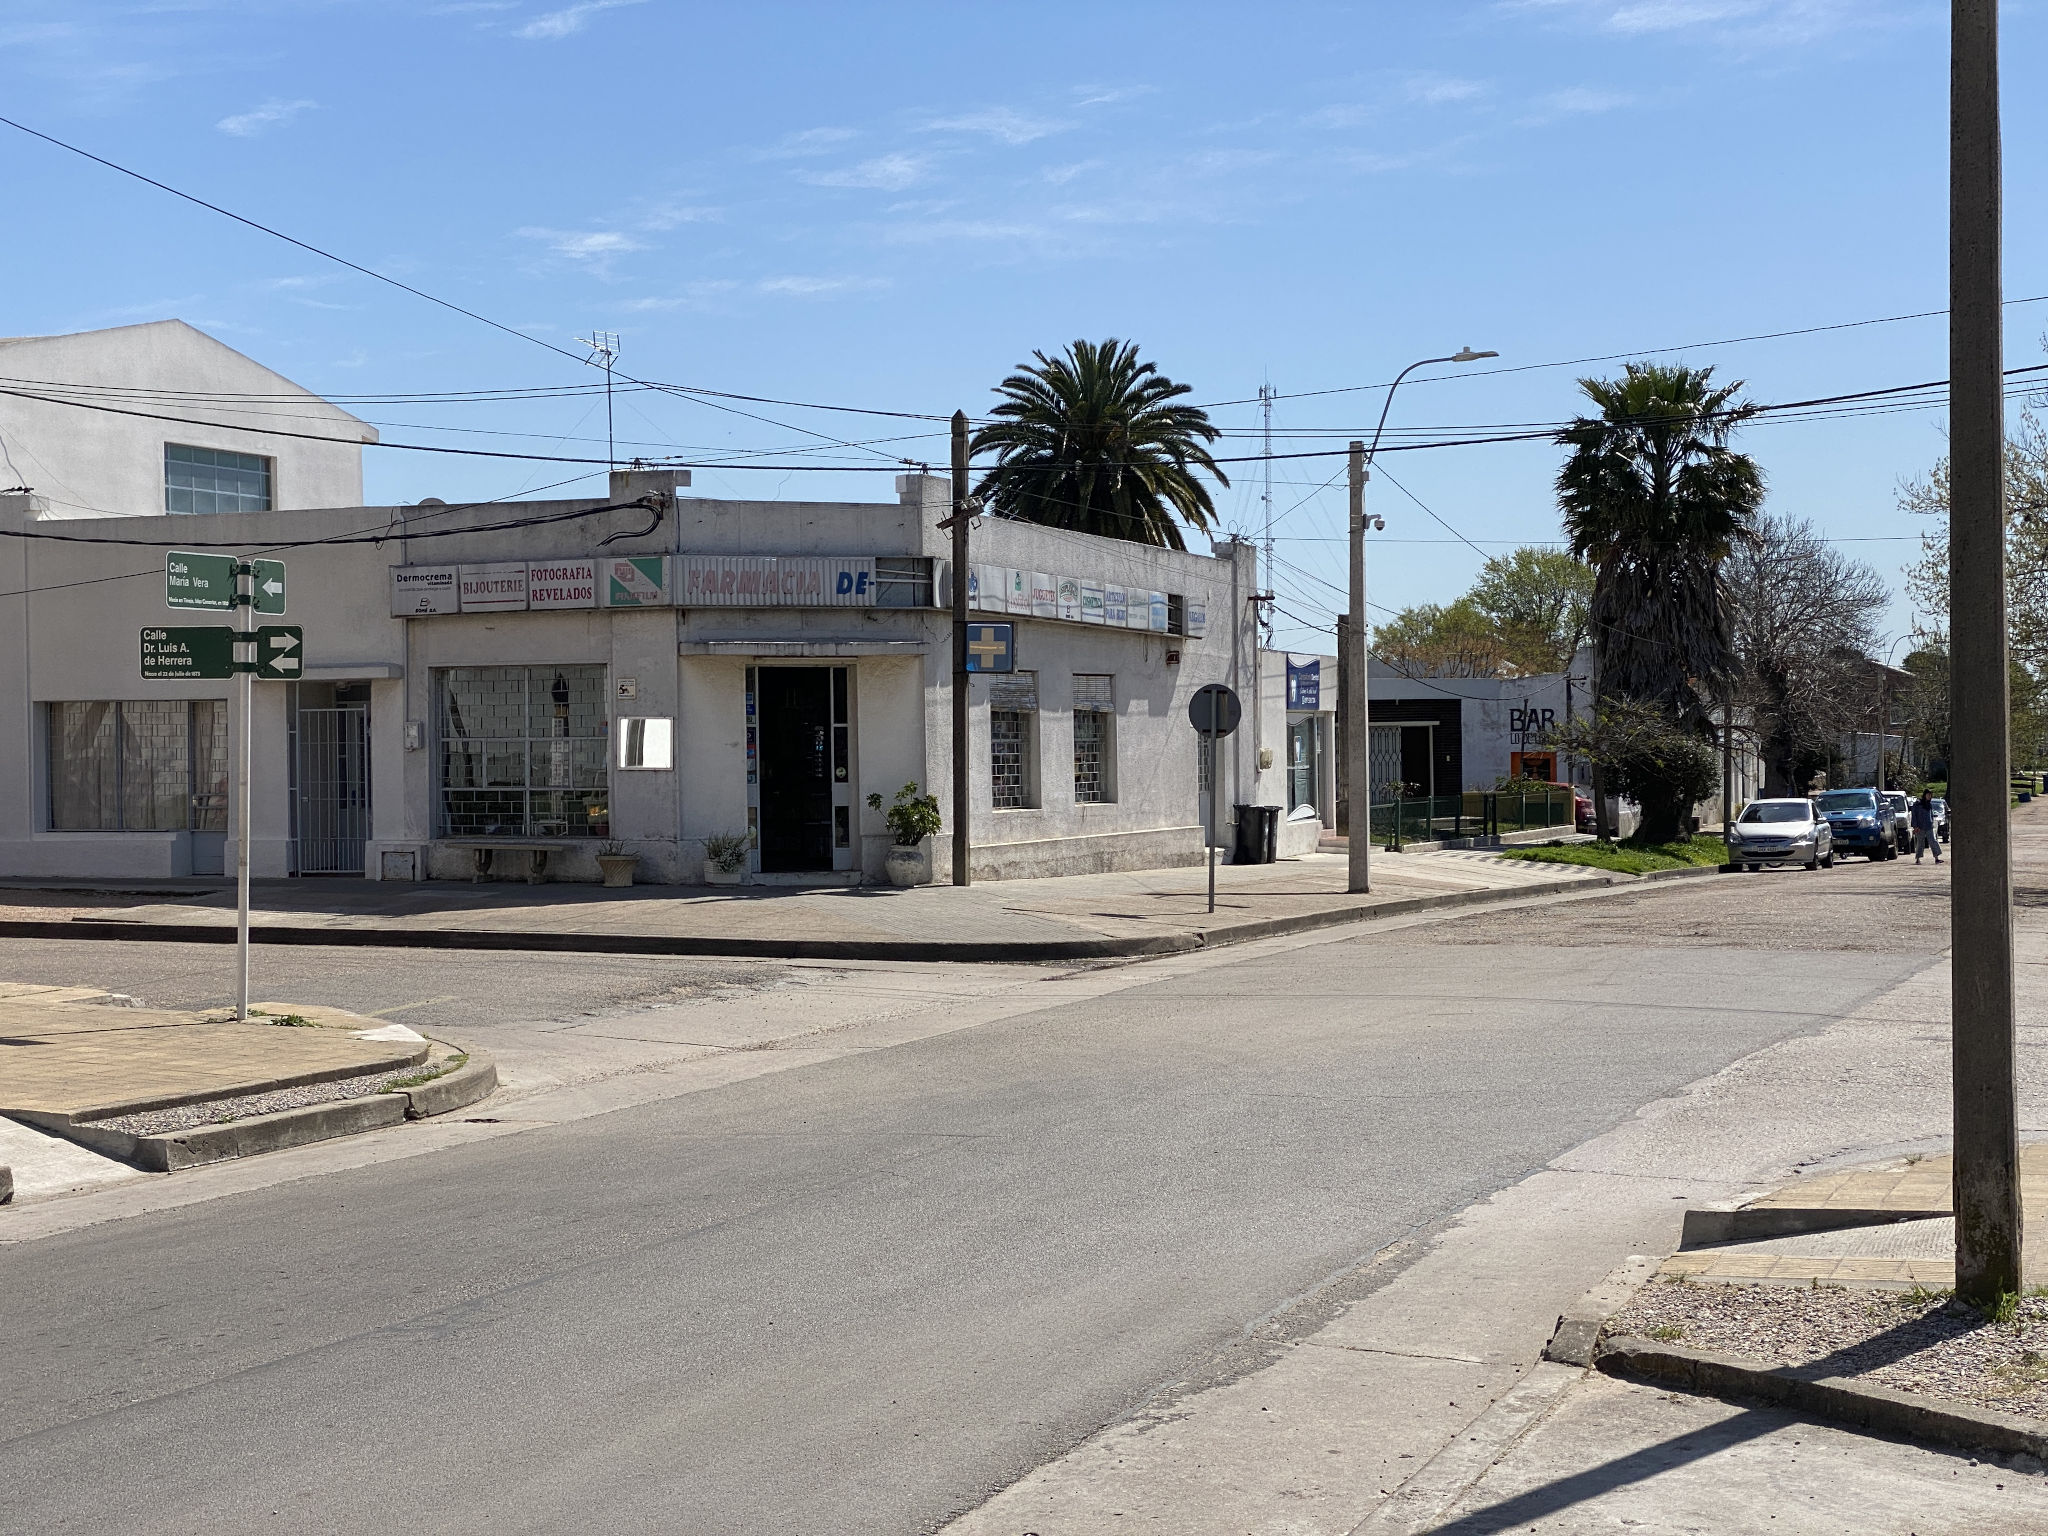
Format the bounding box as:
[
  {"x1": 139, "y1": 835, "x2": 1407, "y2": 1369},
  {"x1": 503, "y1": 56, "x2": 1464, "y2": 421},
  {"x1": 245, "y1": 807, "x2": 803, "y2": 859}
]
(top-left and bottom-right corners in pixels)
[{"x1": 1725, "y1": 798, "x2": 1834, "y2": 871}]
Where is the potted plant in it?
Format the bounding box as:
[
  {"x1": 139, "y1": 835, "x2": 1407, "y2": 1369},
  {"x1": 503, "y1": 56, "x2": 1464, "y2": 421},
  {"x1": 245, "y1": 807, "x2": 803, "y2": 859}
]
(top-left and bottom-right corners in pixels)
[
  {"x1": 702, "y1": 830, "x2": 753, "y2": 887},
  {"x1": 866, "y1": 782, "x2": 942, "y2": 887},
  {"x1": 595, "y1": 839, "x2": 639, "y2": 888}
]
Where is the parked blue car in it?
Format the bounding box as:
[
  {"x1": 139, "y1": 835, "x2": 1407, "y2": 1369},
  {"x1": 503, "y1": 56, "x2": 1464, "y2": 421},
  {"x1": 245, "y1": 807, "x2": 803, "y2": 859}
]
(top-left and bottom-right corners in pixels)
[{"x1": 1813, "y1": 787, "x2": 1897, "y2": 861}]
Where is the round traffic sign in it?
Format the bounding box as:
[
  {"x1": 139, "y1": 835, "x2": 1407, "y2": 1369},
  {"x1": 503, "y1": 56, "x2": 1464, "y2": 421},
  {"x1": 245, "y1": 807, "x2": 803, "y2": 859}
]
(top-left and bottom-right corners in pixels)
[{"x1": 1187, "y1": 683, "x2": 1241, "y2": 737}]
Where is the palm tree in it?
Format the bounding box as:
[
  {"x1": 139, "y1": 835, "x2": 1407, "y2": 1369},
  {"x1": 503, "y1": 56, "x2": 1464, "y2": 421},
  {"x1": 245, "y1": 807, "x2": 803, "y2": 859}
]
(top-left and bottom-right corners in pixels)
[
  {"x1": 970, "y1": 338, "x2": 1228, "y2": 550},
  {"x1": 1556, "y1": 361, "x2": 1763, "y2": 842},
  {"x1": 1557, "y1": 361, "x2": 1763, "y2": 732}
]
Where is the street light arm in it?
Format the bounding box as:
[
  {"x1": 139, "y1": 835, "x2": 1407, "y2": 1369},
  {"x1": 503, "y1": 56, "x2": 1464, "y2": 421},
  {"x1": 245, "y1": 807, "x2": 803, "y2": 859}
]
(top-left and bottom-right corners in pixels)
[{"x1": 1365, "y1": 348, "x2": 1497, "y2": 464}]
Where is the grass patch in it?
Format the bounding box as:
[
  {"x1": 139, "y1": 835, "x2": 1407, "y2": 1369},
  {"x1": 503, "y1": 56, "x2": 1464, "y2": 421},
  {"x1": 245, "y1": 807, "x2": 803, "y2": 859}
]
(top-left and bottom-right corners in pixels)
[
  {"x1": 1645, "y1": 1323, "x2": 1686, "y2": 1342},
  {"x1": 381, "y1": 1052, "x2": 468, "y2": 1093},
  {"x1": 1501, "y1": 834, "x2": 1728, "y2": 875}
]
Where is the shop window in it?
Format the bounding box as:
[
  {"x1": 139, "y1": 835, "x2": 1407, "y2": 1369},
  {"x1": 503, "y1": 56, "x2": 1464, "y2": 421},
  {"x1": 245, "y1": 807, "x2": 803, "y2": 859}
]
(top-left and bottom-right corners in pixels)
[
  {"x1": 875, "y1": 556, "x2": 935, "y2": 608},
  {"x1": 436, "y1": 665, "x2": 609, "y2": 838},
  {"x1": 47, "y1": 701, "x2": 226, "y2": 830},
  {"x1": 1167, "y1": 593, "x2": 1186, "y2": 636},
  {"x1": 165, "y1": 444, "x2": 272, "y2": 515},
  {"x1": 1072, "y1": 674, "x2": 1115, "y2": 804}
]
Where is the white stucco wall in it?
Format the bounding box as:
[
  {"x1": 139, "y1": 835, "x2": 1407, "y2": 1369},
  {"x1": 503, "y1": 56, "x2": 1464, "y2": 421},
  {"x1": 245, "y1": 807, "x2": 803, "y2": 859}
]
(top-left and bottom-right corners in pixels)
[
  {"x1": 0, "y1": 320, "x2": 374, "y2": 519},
  {"x1": 0, "y1": 472, "x2": 1265, "y2": 884}
]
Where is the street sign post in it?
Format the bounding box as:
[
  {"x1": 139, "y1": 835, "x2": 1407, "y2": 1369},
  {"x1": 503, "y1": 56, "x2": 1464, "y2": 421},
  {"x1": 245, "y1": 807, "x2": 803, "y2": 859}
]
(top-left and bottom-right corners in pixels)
[
  {"x1": 153, "y1": 556, "x2": 289, "y2": 1021},
  {"x1": 255, "y1": 625, "x2": 303, "y2": 679},
  {"x1": 140, "y1": 626, "x2": 236, "y2": 679},
  {"x1": 165, "y1": 551, "x2": 239, "y2": 611},
  {"x1": 1188, "y1": 683, "x2": 1242, "y2": 914}
]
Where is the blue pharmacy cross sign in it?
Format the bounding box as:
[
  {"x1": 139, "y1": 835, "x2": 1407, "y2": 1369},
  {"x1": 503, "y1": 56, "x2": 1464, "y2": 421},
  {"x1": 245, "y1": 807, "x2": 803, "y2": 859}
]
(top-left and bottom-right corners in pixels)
[{"x1": 964, "y1": 622, "x2": 1014, "y2": 673}]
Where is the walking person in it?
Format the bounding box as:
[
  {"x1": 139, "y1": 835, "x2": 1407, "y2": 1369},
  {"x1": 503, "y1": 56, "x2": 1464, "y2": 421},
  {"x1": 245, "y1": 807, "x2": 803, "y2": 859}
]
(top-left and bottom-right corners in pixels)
[{"x1": 1911, "y1": 788, "x2": 1943, "y2": 864}]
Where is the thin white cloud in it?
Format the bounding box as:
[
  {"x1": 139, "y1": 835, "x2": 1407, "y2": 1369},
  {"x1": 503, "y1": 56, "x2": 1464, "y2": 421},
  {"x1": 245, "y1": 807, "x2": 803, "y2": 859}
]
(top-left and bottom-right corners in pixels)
[
  {"x1": 217, "y1": 99, "x2": 317, "y2": 137},
  {"x1": 638, "y1": 201, "x2": 721, "y2": 230},
  {"x1": 1040, "y1": 160, "x2": 1101, "y2": 186},
  {"x1": 515, "y1": 0, "x2": 643, "y2": 41},
  {"x1": 1502, "y1": 0, "x2": 1873, "y2": 46},
  {"x1": 516, "y1": 228, "x2": 648, "y2": 276},
  {"x1": 1405, "y1": 73, "x2": 1489, "y2": 105},
  {"x1": 922, "y1": 108, "x2": 1064, "y2": 145},
  {"x1": 802, "y1": 153, "x2": 927, "y2": 192},
  {"x1": 755, "y1": 276, "x2": 887, "y2": 298},
  {"x1": 1072, "y1": 83, "x2": 1155, "y2": 108},
  {"x1": 757, "y1": 126, "x2": 859, "y2": 160},
  {"x1": 1535, "y1": 86, "x2": 1634, "y2": 115}
]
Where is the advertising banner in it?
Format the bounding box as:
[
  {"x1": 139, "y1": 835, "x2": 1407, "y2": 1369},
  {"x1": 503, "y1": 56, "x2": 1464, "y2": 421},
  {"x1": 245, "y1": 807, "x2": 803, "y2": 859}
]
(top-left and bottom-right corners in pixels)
[
  {"x1": 459, "y1": 563, "x2": 528, "y2": 612},
  {"x1": 602, "y1": 555, "x2": 671, "y2": 608},
  {"x1": 527, "y1": 558, "x2": 598, "y2": 610},
  {"x1": 391, "y1": 565, "x2": 458, "y2": 616}
]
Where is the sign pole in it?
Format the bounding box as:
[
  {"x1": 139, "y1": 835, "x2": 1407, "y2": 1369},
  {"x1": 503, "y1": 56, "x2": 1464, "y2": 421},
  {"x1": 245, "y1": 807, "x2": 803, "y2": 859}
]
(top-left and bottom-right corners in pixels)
[
  {"x1": 235, "y1": 561, "x2": 252, "y2": 1021},
  {"x1": 1206, "y1": 722, "x2": 1217, "y2": 914}
]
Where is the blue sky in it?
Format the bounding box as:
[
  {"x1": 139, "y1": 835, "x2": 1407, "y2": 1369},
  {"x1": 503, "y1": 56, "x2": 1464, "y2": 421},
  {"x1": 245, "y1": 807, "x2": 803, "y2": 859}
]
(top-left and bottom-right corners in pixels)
[{"x1": 4, "y1": 0, "x2": 2044, "y2": 653}]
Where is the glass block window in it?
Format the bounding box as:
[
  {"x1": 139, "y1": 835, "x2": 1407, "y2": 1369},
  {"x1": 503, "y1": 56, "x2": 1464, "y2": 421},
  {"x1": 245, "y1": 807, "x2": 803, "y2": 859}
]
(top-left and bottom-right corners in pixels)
[
  {"x1": 991, "y1": 710, "x2": 1027, "y2": 809},
  {"x1": 436, "y1": 665, "x2": 609, "y2": 838},
  {"x1": 165, "y1": 445, "x2": 273, "y2": 515},
  {"x1": 46, "y1": 701, "x2": 225, "y2": 830},
  {"x1": 1074, "y1": 710, "x2": 1112, "y2": 804}
]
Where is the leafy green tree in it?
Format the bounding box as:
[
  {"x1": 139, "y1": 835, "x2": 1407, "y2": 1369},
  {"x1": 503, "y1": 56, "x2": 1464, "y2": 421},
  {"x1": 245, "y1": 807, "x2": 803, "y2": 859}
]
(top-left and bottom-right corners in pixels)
[
  {"x1": 1373, "y1": 597, "x2": 1510, "y2": 678},
  {"x1": 1468, "y1": 547, "x2": 1593, "y2": 675},
  {"x1": 970, "y1": 338, "x2": 1227, "y2": 550},
  {"x1": 1556, "y1": 361, "x2": 1764, "y2": 730},
  {"x1": 1548, "y1": 697, "x2": 1720, "y2": 843}
]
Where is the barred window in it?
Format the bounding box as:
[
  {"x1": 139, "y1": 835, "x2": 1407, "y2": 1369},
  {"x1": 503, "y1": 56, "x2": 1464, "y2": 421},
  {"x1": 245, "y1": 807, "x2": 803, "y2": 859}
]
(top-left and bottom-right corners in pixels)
[
  {"x1": 1074, "y1": 710, "x2": 1113, "y2": 804},
  {"x1": 47, "y1": 701, "x2": 226, "y2": 830},
  {"x1": 992, "y1": 710, "x2": 1027, "y2": 808},
  {"x1": 436, "y1": 665, "x2": 609, "y2": 838},
  {"x1": 166, "y1": 444, "x2": 272, "y2": 514}
]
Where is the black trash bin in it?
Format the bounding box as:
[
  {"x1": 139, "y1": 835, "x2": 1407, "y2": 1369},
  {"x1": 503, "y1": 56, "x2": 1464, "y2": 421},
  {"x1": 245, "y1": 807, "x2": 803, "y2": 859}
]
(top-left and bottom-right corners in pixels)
[{"x1": 1233, "y1": 804, "x2": 1281, "y2": 864}]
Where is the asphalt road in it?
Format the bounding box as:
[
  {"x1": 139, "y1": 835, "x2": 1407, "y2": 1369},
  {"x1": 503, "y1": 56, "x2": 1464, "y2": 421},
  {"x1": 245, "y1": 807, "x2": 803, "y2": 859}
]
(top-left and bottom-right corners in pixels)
[{"x1": 0, "y1": 858, "x2": 1950, "y2": 1534}]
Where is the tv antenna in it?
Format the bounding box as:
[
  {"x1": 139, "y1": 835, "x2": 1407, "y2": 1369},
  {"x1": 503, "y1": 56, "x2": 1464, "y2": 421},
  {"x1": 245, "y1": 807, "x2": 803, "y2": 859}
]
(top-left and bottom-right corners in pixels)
[{"x1": 578, "y1": 330, "x2": 621, "y2": 468}]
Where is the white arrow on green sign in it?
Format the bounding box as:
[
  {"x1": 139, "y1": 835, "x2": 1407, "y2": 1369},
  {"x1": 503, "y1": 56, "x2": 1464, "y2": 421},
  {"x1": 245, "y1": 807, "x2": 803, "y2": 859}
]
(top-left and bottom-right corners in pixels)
[
  {"x1": 255, "y1": 624, "x2": 303, "y2": 679},
  {"x1": 251, "y1": 558, "x2": 286, "y2": 615}
]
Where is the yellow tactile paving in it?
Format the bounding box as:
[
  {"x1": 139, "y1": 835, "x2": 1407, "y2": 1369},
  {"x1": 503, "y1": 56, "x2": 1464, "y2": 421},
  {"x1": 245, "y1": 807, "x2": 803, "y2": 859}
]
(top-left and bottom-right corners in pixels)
[
  {"x1": 1750, "y1": 1144, "x2": 2048, "y2": 1217},
  {"x1": 1661, "y1": 1252, "x2": 1957, "y2": 1287}
]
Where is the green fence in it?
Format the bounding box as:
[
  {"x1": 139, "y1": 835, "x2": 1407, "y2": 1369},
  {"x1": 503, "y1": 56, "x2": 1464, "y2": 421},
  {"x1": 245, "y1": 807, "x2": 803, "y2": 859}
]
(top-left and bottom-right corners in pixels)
[{"x1": 1367, "y1": 789, "x2": 1576, "y2": 846}]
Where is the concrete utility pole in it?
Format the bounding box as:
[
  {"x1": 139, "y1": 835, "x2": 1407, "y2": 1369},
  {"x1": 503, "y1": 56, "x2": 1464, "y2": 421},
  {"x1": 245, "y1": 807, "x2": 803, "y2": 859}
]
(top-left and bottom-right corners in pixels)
[
  {"x1": 1347, "y1": 441, "x2": 1371, "y2": 894},
  {"x1": 951, "y1": 411, "x2": 972, "y2": 887},
  {"x1": 1950, "y1": 0, "x2": 2021, "y2": 1305}
]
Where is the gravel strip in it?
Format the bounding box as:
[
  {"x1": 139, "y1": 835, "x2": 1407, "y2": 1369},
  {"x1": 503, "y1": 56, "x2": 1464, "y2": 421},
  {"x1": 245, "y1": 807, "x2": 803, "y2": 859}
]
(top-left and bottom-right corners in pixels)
[
  {"x1": 1613, "y1": 1278, "x2": 2048, "y2": 1421},
  {"x1": 86, "y1": 1050, "x2": 460, "y2": 1137}
]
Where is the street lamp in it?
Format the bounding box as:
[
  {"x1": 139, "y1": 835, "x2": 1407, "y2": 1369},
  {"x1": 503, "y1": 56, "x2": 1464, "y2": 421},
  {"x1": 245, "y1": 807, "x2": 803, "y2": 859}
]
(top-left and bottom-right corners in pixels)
[{"x1": 1346, "y1": 347, "x2": 1498, "y2": 894}]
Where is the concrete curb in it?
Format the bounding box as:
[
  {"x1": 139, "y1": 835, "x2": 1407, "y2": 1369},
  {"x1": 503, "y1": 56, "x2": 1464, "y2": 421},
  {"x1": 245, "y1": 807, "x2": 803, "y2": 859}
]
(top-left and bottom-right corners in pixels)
[
  {"x1": 400, "y1": 1046, "x2": 497, "y2": 1120},
  {"x1": 1594, "y1": 1334, "x2": 2048, "y2": 1461},
  {"x1": 1679, "y1": 1205, "x2": 1943, "y2": 1247},
  {"x1": 1541, "y1": 1254, "x2": 1663, "y2": 1367},
  {"x1": 12, "y1": 1043, "x2": 497, "y2": 1172},
  {"x1": 0, "y1": 868, "x2": 1708, "y2": 962}
]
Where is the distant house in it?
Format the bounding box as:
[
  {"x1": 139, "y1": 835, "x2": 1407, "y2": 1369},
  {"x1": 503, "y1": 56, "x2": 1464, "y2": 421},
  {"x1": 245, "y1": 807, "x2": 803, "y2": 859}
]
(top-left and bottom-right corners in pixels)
[{"x1": 0, "y1": 319, "x2": 376, "y2": 519}]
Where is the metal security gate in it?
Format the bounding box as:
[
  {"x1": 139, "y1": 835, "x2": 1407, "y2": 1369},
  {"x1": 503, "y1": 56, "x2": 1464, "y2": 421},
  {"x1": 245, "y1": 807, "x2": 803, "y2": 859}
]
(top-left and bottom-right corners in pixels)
[{"x1": 292, "y1": 703, "x2": 370, "y2": 874}]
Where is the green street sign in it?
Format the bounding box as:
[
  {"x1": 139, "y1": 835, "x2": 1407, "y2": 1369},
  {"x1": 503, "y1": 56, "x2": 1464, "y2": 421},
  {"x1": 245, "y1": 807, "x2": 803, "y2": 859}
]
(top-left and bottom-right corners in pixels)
[
  {"x1": 166, "y1": 551, "x2": 238, "y2": 611},
  {"x1": 251, "y1": 558, "x2": 287, "y2": 615},
  {"x1": 141, "y1": 626, "x2": 235, "y2": 679},
  {"x1": 255, "y1": 624, "x2": 303, "y2": 680}
]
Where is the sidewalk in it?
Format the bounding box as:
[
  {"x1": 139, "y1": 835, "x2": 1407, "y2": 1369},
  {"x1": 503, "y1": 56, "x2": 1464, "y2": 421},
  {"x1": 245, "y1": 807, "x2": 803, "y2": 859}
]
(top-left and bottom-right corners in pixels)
[
  {"x1": 0, "y1": 983, "x2": 480, "y2": 1193},
  {"x1": 0, "y1": 848, "x2": 1636, "y2": 962}
]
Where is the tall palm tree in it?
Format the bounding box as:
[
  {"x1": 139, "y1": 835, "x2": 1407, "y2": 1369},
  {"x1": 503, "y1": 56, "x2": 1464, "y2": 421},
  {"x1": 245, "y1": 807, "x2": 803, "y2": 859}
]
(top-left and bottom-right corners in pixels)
[
  {"x1": 1556, "y1": 361, "x2": 1764, "y2": 733},
  {"x1": 970, "y1": 338, "x2": 1227, "y2": 550}
]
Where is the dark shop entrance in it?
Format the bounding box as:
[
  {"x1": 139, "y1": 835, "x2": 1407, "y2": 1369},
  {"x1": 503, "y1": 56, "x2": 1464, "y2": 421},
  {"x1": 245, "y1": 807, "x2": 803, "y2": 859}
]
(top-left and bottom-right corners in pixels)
[{"x1": 755, "y1": 666, "x2": 851, "y2": 873}]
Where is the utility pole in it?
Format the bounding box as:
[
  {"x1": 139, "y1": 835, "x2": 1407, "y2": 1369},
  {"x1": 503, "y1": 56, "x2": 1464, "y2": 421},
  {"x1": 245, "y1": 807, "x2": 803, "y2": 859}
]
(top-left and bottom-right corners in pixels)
[
  {"x1": 1950, "y1": 0, "x2": 2020, "y2": 1307},
  {"x1": 1255, "y1": 382, "x2": 1274, "y2": 774},
  {"x1": 1347, "y1": 440, "x2": 1371, "y2": 895},
  {"x1": 950, "y1": 411, "x2": 972, "y2": 886},
  {"x1": 1721, "y1": 695, "x2": 1734, "y2": 830}
]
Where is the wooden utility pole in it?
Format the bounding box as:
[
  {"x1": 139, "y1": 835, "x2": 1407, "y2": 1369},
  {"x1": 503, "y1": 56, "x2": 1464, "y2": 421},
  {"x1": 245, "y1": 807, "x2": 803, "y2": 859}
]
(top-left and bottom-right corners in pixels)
[
  {"x1": 1346, "y1": 440, "x2": 1370, "y2": 894},
  {"x1": 951, "y1": 411, "x2": 972, "y2": 886},
  {"x1": 1950, "y1": 0, "x2": 2020, "y2": 1305}
]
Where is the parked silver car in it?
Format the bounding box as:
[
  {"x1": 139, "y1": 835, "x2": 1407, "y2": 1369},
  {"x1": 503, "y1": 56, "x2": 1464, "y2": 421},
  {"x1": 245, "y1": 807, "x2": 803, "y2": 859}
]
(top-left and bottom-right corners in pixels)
[
  {"x1": 1931, "y1": 796, "x2": 1951, "y2": 841},
  {"x1": 1879, "y1": 791, "x2": 1913, "y2": 854},
  {"x1": 1726, "y1": 798, "x2": 1835, "y2": 871}
]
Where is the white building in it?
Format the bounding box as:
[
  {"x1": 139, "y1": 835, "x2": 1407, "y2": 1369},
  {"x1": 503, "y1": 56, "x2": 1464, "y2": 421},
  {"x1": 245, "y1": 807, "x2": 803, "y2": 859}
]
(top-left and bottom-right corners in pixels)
[
  {"x1": 0, "y1": 320, "x2": 374, "y2": 519},
  {"x1": 0, "y1": 470, "x2": 1299, "y2": 884}
]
